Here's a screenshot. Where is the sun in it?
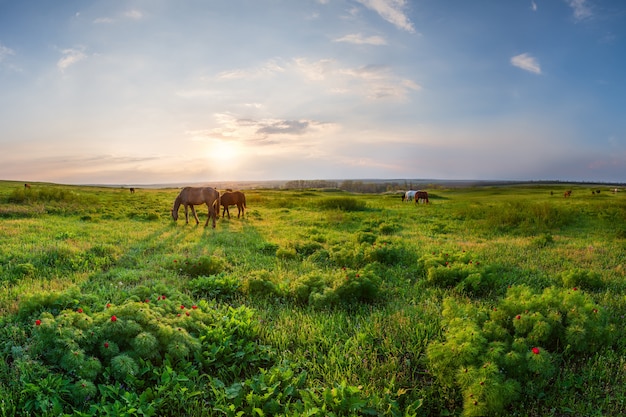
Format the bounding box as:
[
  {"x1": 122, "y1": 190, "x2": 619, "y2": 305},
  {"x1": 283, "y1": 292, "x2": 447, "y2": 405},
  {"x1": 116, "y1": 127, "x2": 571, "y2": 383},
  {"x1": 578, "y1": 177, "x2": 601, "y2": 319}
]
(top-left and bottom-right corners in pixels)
[{"x1": 211, "y1": 139, "x2": 242, "y2": 163}]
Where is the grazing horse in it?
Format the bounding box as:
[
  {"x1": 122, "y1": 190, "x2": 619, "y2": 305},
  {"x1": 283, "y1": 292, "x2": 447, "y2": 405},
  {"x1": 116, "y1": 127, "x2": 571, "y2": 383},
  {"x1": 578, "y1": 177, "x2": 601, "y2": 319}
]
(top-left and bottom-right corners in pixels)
[
  {"x1": 24, "y1": 183, "x2": 31, "y2": 189},
  {"x1": 171, "y1": 187, "x2": 221, "y2": 228},
  {"x1": 564, "y1": 190, "x2": 572, "y2": 198},
  {"x1": 403, "y1": 190, "x2": 417, "y2": 202},
  {"x1": 129, "y1": 187, "x2": 135, "y2": 194},
  {"x1": 415, "y1": 191, "x2": 429, "y2": 204},
  {"x1": 220, "y1": 191, "x2": 246, "y2": 219}
]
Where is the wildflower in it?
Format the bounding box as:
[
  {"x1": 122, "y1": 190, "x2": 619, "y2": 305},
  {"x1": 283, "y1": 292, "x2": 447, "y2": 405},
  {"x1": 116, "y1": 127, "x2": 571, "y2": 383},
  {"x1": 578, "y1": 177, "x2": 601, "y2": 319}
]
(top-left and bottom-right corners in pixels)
[
  {"x1": 144, "y1": 299, "x2": 149, "y2": 303},
  {"x1": 106, "y1": 303, "x2": 111, "y2": 308},
  {"x1": 104, "y1": 342, "x2": 109, "y2": 349},
  {"x1": 77, "y1": 308, "x2": 83, "y2": 313},
  {"x1": 162, "y1": 295, "x2": 167, "y2": 300},
  {"x1": 516, "y1": 315, "x2": 521, "y2": 320},
  {"x1": 111, "y1": 315, "x2": 117, "y2": 322},
  {"x1": 185, "y1": 312, "x2": 190, "y2": 316},
  {"x1": 173, "y1": 259, "x2": 177, "y2": 263},
  {"x1": 180, "y1": 305, "x2": 185, "y2": 309},
  {"x1": 532, "y1": 347, "x2": 540, "y2": 355},
  {"x1": 573, "y1": 287, "x2": 578, "y2": 291},
  {"x1": 192, "y1": 305, "x2": 198, "y2": 310},
  {"x1": 35, "y1": 319, "x2": 41, "y2": 326}
]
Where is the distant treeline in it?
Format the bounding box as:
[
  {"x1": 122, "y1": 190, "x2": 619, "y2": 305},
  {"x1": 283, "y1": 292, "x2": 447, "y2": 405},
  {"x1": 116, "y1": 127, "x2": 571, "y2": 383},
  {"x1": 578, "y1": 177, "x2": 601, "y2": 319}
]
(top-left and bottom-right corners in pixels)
[{"x1": 282, "y1": 179, "x2": 428, "y2": 193}]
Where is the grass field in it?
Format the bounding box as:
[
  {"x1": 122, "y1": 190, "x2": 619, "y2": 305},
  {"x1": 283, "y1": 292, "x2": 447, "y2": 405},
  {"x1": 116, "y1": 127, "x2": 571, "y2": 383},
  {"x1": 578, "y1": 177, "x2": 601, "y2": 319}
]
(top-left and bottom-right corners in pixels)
[{"x1": 0, "y1": 180, "x2": 624, "y2": 416}]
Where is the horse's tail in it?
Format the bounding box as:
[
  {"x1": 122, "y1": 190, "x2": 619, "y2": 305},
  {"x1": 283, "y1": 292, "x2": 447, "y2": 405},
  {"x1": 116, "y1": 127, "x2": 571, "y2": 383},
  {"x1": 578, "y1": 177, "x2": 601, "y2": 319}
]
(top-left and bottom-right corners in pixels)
[{"x1": 243, "y1": 193, "x2": 247, "y2": 208}]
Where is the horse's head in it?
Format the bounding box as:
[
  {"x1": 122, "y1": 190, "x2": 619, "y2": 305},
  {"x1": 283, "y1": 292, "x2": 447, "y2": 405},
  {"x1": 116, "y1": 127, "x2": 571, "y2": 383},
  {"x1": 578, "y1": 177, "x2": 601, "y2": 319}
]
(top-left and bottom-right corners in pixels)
[{"x1": 171, "y1": 208, "x2": 178, "y2": 220}]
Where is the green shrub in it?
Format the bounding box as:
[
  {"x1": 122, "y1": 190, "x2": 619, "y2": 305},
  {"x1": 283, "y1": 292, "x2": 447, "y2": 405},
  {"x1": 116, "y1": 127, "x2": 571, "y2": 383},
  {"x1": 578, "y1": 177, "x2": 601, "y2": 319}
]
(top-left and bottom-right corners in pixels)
[
  {"x1": 560, "y1": 268, "x2": 604, "y2": 290},
  {"x1": 427, "y1": 285, "x2": 614, "y2": 416},
  {"x1": 188, "y1": 274, "x2": 241, "y2": 300},
  {"x1": 170, "y1": 255, "x2": 227, "y2": 277}
]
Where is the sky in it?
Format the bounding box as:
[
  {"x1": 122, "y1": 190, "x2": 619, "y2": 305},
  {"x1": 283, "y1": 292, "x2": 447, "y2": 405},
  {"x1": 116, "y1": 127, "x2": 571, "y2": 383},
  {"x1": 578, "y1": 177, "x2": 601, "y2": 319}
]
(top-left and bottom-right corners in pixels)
[{"x1": 1, "y1": 0, "x2": 625, "y2": 185}]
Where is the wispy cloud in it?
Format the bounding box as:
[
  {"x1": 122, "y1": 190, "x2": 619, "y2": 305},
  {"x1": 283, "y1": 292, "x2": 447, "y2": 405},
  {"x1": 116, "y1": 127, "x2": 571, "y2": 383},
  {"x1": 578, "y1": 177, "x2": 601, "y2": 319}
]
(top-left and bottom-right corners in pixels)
[
  {"x1": 57, "y1": 48, "x2": 87, "y2": 72},
  {"x1": 216, "y1": 60, "x2": 285, "y2": 79},
  {"x1": 295, "y1": 58, "x2": 421, "y2": 99},
  {"x1": 356, "y1": 0, "x2": 415, "y2": 33},
  {"x1": 531, "y1": 1, "x2": 538, "y2": 11},
  {"x1": 188, "y1": 113, "x2": 339, "y2": 151},
  {"x1": 333, "y1": 33, "x2": 387, "y2": 45},
  {"x1": 565, "y1": 0, "x2": 592, "y2": 21},
  {"x1": 0, "y1": 43, "x2": 15, "y2": 62},
  {"x1": 93, "y1": 9, "x2": 144, "y2": 24},
  {"x1": 510, "y1": 53, "x2": 541, "y2": 74}
]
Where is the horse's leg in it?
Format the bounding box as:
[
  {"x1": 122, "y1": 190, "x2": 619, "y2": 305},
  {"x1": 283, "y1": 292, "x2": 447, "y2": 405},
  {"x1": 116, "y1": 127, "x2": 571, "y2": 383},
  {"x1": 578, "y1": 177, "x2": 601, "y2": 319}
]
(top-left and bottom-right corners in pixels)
[
  {"x1": 184, "y1": 205, "x2": 190, "y2": 224},
  {"x1": 190, "y1": 205, "x2": 200, "y2": 225}
]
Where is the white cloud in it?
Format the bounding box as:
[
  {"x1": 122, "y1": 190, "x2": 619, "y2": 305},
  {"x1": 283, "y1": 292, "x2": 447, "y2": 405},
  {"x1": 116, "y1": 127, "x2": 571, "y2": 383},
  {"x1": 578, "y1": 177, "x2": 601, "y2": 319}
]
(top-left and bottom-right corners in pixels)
[
  {"x1": 57, "y1": 48, "x2": 87, "y2": 72},
  {"x1": 510, "y1": 53, "x2": 541, "y2": 74},
  {"x1": 124, "y1": 10, "x2": 143, "y2": 20},
  {"x1": 333, "y1": 33, "x2": 387, "y2": 45},
  {"x1": 356, "y1": 0, "x2": 415, "y2": 33},
  {"x1": 565, "y1": 0, "x2": 592, "y2": 21},
  {"x1": 531, "y1": 1, "x2": 537, "y2": 11},
  {"x1": 217, "y1": 60, "x2": 285, "y2": 80},
  {"x1": 0, "y1": 43, "x2": 15, "y2": 62}
]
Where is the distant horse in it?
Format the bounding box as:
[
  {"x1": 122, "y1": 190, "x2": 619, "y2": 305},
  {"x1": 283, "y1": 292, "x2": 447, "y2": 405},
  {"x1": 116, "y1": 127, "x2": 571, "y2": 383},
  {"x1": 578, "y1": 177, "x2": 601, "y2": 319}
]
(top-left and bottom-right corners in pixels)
[
  {"x1": 402, "y1": 190, "x2": 417, "y2": 202},
  {"x1": 564, "y1": 190, "x2": 572, "y2": 198},
  {"x1": 24, "y1": 183, "x2": 31, "y2": 189},
  {"x1": 171, "y1": 187, "x2": 220, "y2": 228},
  {"x1": 129, "y1": 187, "x2": 135, "y2": 194},
  {"x1": 415, "y1": 191, "x2": 429, "y2": 204},
  {"x1": 220, "y1": 191, "x2": 246, "y2": 219}
]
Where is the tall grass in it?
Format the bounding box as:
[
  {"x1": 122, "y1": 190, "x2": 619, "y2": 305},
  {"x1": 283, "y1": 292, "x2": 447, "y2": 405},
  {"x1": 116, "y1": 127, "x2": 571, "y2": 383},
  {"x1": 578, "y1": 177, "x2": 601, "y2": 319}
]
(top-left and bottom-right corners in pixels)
[{"x1": 0, "y1": 182, "x2": 624, "y2": 416}]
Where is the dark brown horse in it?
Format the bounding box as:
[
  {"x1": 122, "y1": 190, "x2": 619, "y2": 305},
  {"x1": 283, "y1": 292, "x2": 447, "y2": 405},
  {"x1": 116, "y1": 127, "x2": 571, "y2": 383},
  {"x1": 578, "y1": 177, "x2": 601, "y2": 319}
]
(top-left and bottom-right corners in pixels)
[
  {"x1": 129, "y1": 187, "x2": 135, "y2": 194},
  {"x1": 564, "y1": 190, "x2": 572, "y2": 198},
  {"x1": 415, "y1": 191, "x2": 429, "y2": 204},
  {"x1": 24, "y1": 183, "x2": 31, "y2": 189},
  {"x1": 171, "y1": 187, "x2": 221, "y2": 228},
  {"x1": 220, "y1": 191, "x2": 246, "y2": 219}
]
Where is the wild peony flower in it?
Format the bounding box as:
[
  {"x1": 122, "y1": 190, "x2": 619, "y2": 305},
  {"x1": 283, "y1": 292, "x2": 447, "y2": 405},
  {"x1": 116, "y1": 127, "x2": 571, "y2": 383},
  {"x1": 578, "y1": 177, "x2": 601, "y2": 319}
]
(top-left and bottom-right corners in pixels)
[
  {"x1": 77, "y1": 308, "x2": 83, "y2": 313},
  {"x1": 111, "y1": 315, "x2": 117, "y2": 322},
  {"x1": 516, "y1": 315, "x2": 521, "y2": 320},
  {"x1": 35, "y1": 319, "x2": 41, "y2": 326},
  {"x1": 106, "y1": 303, "x2": 111, "y2": 308},
  {"x1": 532, "y1": 347, "x2": 540, "y2": 355},
  {"x1": 104, "y1": 342, "x2": 109, "y2": 349},
  {"x1": 191, "y1": 305, "x2": 198, "y2": 310}
]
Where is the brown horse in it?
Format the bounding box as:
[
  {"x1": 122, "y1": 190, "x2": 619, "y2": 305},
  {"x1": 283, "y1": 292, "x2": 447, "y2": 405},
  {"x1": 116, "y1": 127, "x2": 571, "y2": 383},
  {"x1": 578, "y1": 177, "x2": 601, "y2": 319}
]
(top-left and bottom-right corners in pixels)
[
  {"x1": 171, "y1": 187, "x2": 221, "y2": 228},
  {"x1": 24, "y1": 183, "x2": 31, "y2": 189},
  {"x1": 564, "y1": 190, "x2": 572, "y2": 198},
  {"x1": 220, "y1": 191, "x2": 246, "y2": 219},
  {"x1": 415, "y1": 191, "x2": 429, "y2": 204},
  {"x1": 129, "y1": 187, "x2": 135, "y2": 194}
]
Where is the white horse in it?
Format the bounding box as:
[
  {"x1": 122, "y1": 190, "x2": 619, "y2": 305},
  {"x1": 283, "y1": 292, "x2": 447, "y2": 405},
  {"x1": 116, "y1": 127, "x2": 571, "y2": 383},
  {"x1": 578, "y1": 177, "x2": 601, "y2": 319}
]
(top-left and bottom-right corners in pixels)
[{"x1": 403, "y1": 190, "x2": 417, "y2": 202}]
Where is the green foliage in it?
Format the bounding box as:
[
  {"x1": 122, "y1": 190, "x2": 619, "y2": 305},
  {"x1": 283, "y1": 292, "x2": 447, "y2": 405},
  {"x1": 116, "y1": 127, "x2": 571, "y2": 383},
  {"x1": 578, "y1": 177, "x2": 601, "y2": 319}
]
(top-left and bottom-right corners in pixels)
[
  {"x1": 427, "y1": 285, "x2": 614, "y2": 416},
  {"x1": 559, "y1": 268, "x2": 604, "y2": 290},
  {"x1": 169, "y1": 255, "x2": 227, "y2": 278},
  {"x1": 188, "y1": 273, "x2": 241, "y2": 300}
]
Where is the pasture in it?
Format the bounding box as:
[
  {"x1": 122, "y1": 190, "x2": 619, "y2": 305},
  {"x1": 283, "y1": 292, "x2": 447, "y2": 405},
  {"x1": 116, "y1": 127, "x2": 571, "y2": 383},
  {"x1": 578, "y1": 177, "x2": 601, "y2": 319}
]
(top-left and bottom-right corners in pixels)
[{"x1": 0, "y1": 181, "x2": 624, "y2": 416}]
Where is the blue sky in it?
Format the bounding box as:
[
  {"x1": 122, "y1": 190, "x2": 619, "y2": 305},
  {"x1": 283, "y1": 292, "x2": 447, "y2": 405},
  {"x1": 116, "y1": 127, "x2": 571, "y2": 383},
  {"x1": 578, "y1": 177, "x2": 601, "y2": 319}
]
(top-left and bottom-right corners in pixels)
[{"x1": 1, "y1": 0, "x2": 625, "y2": 185}]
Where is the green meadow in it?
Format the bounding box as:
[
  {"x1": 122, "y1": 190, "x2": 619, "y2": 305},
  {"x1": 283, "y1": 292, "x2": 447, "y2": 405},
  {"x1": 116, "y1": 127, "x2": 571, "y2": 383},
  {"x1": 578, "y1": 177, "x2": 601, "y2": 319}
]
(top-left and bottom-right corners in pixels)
[{"x1": 0, "y1": 180, "x2": 624, "y2": 417}]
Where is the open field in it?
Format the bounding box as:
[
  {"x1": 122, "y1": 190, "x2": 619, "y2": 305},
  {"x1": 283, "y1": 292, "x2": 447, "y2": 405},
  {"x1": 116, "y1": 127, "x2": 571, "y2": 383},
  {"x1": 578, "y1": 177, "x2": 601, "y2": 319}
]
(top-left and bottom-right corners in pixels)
[{"x1": 0, "y1": 180, "x2": 625, "y2": 416}]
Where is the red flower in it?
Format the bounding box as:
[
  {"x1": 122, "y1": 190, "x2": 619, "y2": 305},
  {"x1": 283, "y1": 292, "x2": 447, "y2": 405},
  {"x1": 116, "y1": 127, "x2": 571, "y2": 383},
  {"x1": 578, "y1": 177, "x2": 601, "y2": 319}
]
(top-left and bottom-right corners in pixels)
[
  {"x1": 144, "y1": 299, "x2": 149, "y2": 303},
  {"x1": 35, "y1": 319, "x2": 41, "y2": 326},
  {"x1": 110, "y1": 315, "x2": 117, "y2": 322},
  {"x1": 185, "y1": 312, "x2": 190, "y2": 316},
  {"x1": 516, "y1": 315, "x2": 521, "y2": 320},
  {"x1": 161, "y1": 295, "x2": 166, "y2": 300},
  {"x1": 104, "y1": 342, "x2": 109, "y2": 349},
  {"x1": 77, "y1": 308, "x2": 83, "y2": 313},
  {"x1": 180, "y1": 305, "x2": 185, "y2": 309},
  {"x1": 573, "y1": 287, "x2": 578, "y2": 291},
  {"x1": 173, "y1": 259, "x2": 177, "y2": 263},
  {"x1": 106, "y1": 303, "x2": 111, "y2": 308},
  {"x1": 192, "y1": 305, "x2": 198, "y2": 310},
  {"x1": 356, "y1": 274, "x2": 360, "y2": 278},
  {"x1": 532, "y1": 347, "x2": 540, "y2": 355}
]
